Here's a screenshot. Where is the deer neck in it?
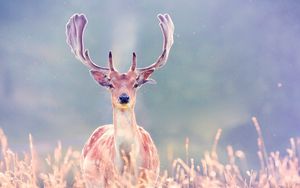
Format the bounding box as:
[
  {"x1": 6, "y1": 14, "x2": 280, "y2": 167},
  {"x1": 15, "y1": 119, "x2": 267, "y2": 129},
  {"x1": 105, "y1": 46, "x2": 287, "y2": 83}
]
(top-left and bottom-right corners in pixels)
[
  {"x1": 113, "y1": 107, "x2": 140, "y2": 173},
  {"x1": 113, "y1": 107, "x2": 138, "y2": 135},
  {"x1": 113, "y1": 107, "x2": 140, "y2": 152}
]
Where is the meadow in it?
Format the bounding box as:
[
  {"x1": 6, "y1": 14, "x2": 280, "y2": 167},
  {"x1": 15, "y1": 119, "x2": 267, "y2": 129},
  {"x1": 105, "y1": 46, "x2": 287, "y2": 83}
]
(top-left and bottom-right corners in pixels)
[
  {"x1": 1, "y1": 1, "x2": 300, "y2": 187},
  {"x1": 0, "y1": 117, "x2": 299, "y2": 188}
]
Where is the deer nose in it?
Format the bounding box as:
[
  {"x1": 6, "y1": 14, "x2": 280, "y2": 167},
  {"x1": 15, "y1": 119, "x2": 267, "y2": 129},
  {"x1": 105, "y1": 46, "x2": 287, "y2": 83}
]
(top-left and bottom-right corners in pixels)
[{"x1": 119, "y1": 93, "x2": 130, "y2": 104}]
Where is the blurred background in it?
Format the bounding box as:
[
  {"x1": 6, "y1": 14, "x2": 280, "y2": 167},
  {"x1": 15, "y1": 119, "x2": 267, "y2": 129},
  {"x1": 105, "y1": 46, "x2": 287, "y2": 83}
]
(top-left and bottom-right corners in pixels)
[{"x1": 0, "y1": 0, "x2": 300, "y2": 170}]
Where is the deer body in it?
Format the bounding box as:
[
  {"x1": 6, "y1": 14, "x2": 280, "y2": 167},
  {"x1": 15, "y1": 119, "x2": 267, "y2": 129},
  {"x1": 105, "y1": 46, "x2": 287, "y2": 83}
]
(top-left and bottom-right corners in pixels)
[
  {"x1": 66, "y1": 13, "x2": 174, "y2": 187},
  {"x1": 82, "y1": 109, "x2": 159, "y2": 186}
]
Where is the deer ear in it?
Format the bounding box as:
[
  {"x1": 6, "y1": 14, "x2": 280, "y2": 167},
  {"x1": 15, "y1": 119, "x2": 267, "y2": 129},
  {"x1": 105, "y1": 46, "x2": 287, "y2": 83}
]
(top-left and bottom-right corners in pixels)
[
  {"x1": 136, "y1": 69, "x2": 156, "y2": 87},
  {"x1": 90, "y1": 70, "x2": 112, "y2": 88}
]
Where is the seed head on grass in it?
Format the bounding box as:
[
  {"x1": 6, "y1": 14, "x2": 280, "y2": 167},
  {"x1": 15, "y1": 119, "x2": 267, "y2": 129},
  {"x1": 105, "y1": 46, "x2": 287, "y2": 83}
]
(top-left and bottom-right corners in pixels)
[{"x1": 0, "y1": 119, "x2": 299, "y2": 187}]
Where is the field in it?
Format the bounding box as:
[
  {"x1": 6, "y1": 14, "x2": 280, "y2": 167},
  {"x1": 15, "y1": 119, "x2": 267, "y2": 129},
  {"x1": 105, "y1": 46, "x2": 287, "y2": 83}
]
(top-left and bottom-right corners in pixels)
[{"x1": 0, "y1": 117, "x2": 299, "y2": 188}]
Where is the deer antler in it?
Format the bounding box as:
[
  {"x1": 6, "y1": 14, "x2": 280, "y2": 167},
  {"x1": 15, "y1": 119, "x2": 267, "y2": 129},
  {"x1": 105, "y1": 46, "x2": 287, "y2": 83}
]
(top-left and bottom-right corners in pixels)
[
  {"x1": 66, "y1": 14, "x2": 109, "y2": 72},
  {"x1": 137, "y1": 14, "x2": 174, "y2": 72}
]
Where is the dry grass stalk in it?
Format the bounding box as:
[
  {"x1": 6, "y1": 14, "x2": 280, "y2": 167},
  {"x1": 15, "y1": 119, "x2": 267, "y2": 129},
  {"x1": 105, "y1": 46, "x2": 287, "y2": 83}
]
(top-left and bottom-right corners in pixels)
[{"x1": 0, "y1": 119, "x2": 299, "y2": 187}]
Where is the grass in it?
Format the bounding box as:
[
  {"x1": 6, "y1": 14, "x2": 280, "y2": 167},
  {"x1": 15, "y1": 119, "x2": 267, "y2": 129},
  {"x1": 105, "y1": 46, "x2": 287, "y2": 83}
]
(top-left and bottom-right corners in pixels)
[{"x1": 0, "y1": 117, "x2": 299, "y2": 187}]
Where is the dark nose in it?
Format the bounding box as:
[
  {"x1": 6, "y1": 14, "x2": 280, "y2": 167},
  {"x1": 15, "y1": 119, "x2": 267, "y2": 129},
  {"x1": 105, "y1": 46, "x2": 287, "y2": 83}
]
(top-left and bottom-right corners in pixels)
[{"x1": 119, "y1": 93, "x2": 130, "y2": 104}]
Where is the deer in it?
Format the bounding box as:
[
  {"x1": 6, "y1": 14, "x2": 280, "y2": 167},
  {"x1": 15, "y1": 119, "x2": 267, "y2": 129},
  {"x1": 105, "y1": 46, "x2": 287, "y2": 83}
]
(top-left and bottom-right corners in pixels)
[{"x1": 66, "y1": 13, "x2": 174, "y2": 187}]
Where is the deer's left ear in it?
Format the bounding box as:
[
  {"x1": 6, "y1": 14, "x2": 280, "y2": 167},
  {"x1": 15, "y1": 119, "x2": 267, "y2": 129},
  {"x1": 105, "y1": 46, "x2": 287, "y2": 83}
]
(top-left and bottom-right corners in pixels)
[
  {"x1": 90, "y1": 70, "x2": 112, "y2": 88},
  {"x1": 135, "y1": 69, "x2": 156, "y2": 87}
]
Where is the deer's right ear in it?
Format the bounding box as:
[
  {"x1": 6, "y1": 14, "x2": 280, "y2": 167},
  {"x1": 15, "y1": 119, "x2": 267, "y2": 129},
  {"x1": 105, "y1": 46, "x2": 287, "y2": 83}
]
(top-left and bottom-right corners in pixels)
[{"x1": 90, "y1": 70, "x2": 112, "y2": 88}]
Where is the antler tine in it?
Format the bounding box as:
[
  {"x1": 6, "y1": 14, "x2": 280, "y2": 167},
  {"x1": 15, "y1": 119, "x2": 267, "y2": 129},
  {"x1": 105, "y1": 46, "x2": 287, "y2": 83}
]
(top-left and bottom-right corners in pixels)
[
  {"x1": 131, "y1": 52, "x2": 137, "y2": 71},
  {"x1": 138, "y1": 13, "x2": 174, "y2": 72},
  {"x1": 108, "y1": 51, "x2": 115, "y2": 71},
  {"x1": 66, "y1": 14, "x2": 109, "y2": 72}
]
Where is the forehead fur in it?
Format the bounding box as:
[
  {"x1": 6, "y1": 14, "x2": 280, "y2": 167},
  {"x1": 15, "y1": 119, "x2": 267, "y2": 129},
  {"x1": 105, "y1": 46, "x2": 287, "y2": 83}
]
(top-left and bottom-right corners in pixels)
[
  {"x1": 109, "y1": 71, "x2": 137, "y2": 86},
  {"x1": 110, "y1": 71, "x2": 137, "y2": 80}
]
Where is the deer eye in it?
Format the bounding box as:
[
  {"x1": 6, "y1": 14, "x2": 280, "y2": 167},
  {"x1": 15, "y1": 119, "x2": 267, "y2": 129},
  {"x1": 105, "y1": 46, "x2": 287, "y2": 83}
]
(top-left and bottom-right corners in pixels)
[
  {"x1": 105, "y1": 77, "x2": 114, "y2": 89},
  {"x1": 133, "y1": 83, "x2": 139, "y2": 88},
  {"x1": 108, "y1": 84, "x2": 114, "y2": 89}
]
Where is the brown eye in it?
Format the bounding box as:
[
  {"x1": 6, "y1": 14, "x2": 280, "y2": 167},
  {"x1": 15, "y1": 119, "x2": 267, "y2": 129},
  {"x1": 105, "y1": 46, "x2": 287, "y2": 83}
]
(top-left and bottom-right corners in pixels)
[
  {"x1": 133, "y1": 82, "x2": 139, "y2": 88},
  {"x1": 108, "y1": 83, "x2": 114, "y2": 89}
]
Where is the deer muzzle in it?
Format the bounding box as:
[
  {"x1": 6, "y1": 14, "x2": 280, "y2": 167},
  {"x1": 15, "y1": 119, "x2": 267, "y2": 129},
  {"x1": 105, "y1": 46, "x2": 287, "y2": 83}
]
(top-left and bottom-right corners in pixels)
[{"x1": 119, "y1": 93, "x2": 130, "y2": 104}]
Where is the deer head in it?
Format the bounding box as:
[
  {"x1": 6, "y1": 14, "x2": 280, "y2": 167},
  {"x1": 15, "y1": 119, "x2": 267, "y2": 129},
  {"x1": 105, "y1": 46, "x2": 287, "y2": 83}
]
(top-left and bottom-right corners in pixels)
[{"x1": 66, "y1": 14, "x2": 174, "y2": 110}]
